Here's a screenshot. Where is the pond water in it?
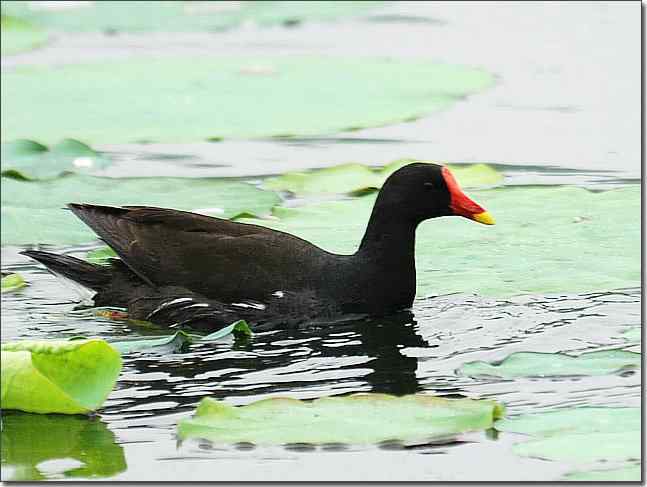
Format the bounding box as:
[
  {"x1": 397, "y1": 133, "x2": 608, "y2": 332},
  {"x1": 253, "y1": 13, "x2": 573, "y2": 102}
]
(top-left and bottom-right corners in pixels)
[{"x1": 0, "y1": 1, "x2": 641, "y2": 482}]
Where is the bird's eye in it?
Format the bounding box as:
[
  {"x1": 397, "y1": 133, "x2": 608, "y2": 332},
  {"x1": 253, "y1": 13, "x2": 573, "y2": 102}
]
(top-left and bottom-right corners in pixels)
[{"x1": 424, "y1": 182, "x2": 434, "y2": 190}]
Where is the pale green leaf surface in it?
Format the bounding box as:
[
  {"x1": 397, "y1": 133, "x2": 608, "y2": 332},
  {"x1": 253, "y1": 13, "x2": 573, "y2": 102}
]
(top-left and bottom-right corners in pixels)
[
  {"x1": 240, "y1": 185, "x2": 640, "y2": 296},
  {"x1": 622, "y1": 327, "x2": 641, "y2": 342},
  {"x1": 178, "y1": 393, "x2": 504, "y2": 445},
  {"x1": 1, "y1": 139, "x2": 111, "y2": 180},
  {"x1": 1, "y1": 57, "x2": 493, "y2": 143},
  {"x1": 264, "y1": 161, "x2": 503, "y2": 195},
  {"x1": 459, "y1": 350, "x2": 640, "y2": 379},
  {"x1": 1, "y1": 175, "x2": 280, "y2": 244},
  {"x1": 2, "y1": 1, "x2": 384, "y2": 33},
  {"x1": 86, "y1": 246, "x2": 118, "y2": 265},
  {"x1": 0, "y1": 413, "x2": 126, "y2": 480},
  {"x1": 564, "y1": 465, "x2": 641, "y2": 482},
  {"x1": 1, "y1": 339, "x2": 122, "y2": 414},
  {"x1": 0, "y1": 15, "x2": 47, "y2": 55},
  {"x1": 1, "y1": 273, "x2": 26, "y2": 293}
]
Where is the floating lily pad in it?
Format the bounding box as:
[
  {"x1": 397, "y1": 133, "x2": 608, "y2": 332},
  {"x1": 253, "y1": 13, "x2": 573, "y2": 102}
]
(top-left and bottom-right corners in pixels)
[
  {"x1": 241, "y1": 185, "x2": 640, "y2": 296},
  {"x1": 110, "y1": 320, "x2": 252, "y2": 354},
  {"x1": 264, "y1": 161, "x2": 503, "y2": 195},
  {"x1": 1, "y1": 339, "x2": 122, "y2": 414},
  {"x1": 1, "y1": 273, "x2": 26, "y2": 293},
  {"x1": 496, "y1": 407, "x2": 641, "y2": 464},
  {"x1": 564, "y1": 465, "x2": 641, "y2": 482},
  {"x1": 458, "y1": 349, "x2": 640, "y2": 379},
  {"x1": 178, "y1": 393, "x2": 504, "y2": 445},
  {"x1": 1, "y1": 175, "x2": 280, "y2": 245},
  {"x1": 0, "y1": 15, "x2": 48, "y2": 55},
  {"x1": 1, "y1": 57, "x2": 494, "y2": 143},
  {"x1": 0, "y1": 413, "x2": 126, "y2": 481},
  {"x1": 1, "y1": 139, "x2": 111, "y2": 180},
  {"x1": 2, "y1": 1, "x2": 384, "y2": 33}
]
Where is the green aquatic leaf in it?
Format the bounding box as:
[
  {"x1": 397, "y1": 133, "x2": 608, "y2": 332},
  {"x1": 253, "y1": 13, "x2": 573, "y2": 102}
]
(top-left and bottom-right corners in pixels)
[
  {"x1": 564, "y1": 465, "x2": 641, "y2": 482},
  {"x1": 264, "y1": 161, "x2": 503, "y2": 195},
  {"x1": 0, "y1": 15, "x2": 47, "y2": 55},
  {"x1": 1, "y1": 139, "x2": 111, "y2": 180},
  {"x1": 110, "y1": 320, "x2": 252, "y2": 354},
  {"x1": 496, "y1": 407, "x2": 641, "y2": 465},
  {"x1": 622, "y1": 327, "x2": 641, "y2": 342},
  {"x1": 178, "y1": 393, "x2": 504, "y2": 445},
  {"x1": 2, "y1": 1, "x2": 384, "y2": 33},
  {"x1": 1, "y1": 57, "x2": 493, "y2": 143},
  {"x1": 0, "y1": 339, "x2": 122, "y2": 414},
  {"x1": 1, "y1": 273, "x2": 26, "y2": 293},
  {"x1": 86, "y1": 246, "x2": 118, "y2": 265},
  {"x1": 459, "y1": 349, "x2": 640, "y2": 379},
  {"x1": 0, "y1": 412, "x2": 126, "y2": 480},
  {"x1": 1, "y1": 175, "x2": 280, "y2": 245},
  {"x1": 240, "y1": 185, "x2": 640, "y2": 296}
]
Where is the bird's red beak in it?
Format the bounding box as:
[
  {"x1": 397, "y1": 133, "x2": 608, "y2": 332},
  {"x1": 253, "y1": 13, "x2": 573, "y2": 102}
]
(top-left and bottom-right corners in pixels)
[{"x1": 441, "y1": 167, "x2": 495, "y2": 225}]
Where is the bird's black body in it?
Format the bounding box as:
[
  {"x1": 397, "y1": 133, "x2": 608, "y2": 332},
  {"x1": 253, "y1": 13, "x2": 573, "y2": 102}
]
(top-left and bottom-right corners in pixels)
[{"x1": 22, "y1": 163, "x2": 491, "y2": 331}]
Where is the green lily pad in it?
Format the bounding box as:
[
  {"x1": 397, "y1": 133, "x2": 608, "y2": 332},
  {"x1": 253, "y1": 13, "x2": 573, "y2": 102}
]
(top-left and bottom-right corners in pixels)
[
  {"x1": 622, "y1": 327, "x2": 641, "y2": 342},
  {"x1": 1, "y1": 57, "x2": 494, "y2": 143},
  {"x1": 1, "y1": 175, "x2": 280, "y2": 245},
  {"x1": 110, "y1": 320, "x2": 252, "y2": 354},
  {"x1": 85, "y1": 246, "x2": 118, "y2": 265},
  {"x1": 1, "y1": 273, "x2": 26, "y2": 293},
  {"x1": 564, "y1": 465, "x2": 641, "y2": 482},
  {"x1": 0, "y1": 15, "x2": 47, "y2": 55},
  {"x1": 1, "y1": 339, "x2": 122, "y2": 414},
  {"x1": 240, "y1": 185, "x2": 639, "y2": 296},
  {"x1": 178, "y1": 393, "x2": 505, "y2": 445},
  {"x1": 264, "y1": 161, "x2": 503, "y2": 195},
  {"x1": 0, "y1": 413, "x2": 126, "y2": 481},
  {"x1": 496, "y1": 407, "x2": 641, "y2": 465},
  {"x1": 1, "y1": 139, "x2": 111, "y2": 180},
  {"x1": 458, "y1": 349, "x2": 640, "y2": 379},
  {"x1": 2, "y1": 1, "x2": 384, "y2": 33}
]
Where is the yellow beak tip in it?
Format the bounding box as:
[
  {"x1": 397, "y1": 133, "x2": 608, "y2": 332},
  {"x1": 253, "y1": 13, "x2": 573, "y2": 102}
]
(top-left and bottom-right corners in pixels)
[{"x1": 473, "y1": 211, "x2": 496, "y2": 225}]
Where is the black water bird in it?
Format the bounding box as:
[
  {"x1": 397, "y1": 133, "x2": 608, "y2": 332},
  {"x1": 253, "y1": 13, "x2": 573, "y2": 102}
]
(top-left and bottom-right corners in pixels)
[{"x1": 22, "y1": 163, "x2": 494, "y2": 331}]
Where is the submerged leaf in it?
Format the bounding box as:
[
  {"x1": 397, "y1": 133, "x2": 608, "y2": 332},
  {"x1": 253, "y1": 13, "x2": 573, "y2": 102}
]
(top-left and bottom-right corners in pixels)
[
  {"x1": 264, "y1": 161, "x2": 503, "y2": 195},
  {"x1": 240, "y1": 185, "x2": 639, "y2": 296},
  {"x1": 178, "y1": 393, "x2": 504, "y2": 445},
  {"x1": 110, "y1": 320, "x2": 252, "y2": 355},
  {"x1": 459, "y1": 349, "x2": 640, "y2": 379},
  {"x1": 1, "y1": 175, "x2": 280, "y2": 245},
  {"x1": 1, "y1": 273, "x2": 26, "y2": 293},
  {"x1": 1, "y1": 57, "x2": 493, "y2": 143},
  {"x1": 496, "y1": 407, "x2": 641, "y2": 465},
  {"x1": 1, "y1": 339, "x2": 122, "y2": 414},
  {"x1": 1, "y1": 139, "x2": 111, "y2": 180},
  {"x1": 1, "y1": 413, "x2": 126, "y2": 480}
]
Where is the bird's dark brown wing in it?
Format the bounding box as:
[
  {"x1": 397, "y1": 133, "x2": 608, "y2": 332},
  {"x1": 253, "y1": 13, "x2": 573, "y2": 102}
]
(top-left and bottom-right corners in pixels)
[{"x1": 68, "y1": 204, "x2": 327, "y2": 300}]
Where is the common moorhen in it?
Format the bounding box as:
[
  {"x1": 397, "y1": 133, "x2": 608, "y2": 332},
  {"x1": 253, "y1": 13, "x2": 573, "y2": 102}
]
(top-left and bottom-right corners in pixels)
[{"x1": 22, "y1": 163, "x2": 494, "y2": 331}]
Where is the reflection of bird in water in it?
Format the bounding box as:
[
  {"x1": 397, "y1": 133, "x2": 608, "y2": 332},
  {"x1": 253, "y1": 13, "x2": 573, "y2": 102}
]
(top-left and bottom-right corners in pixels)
[{"x1": 21, "y1": 163, "x2": 494, "y2": 331}]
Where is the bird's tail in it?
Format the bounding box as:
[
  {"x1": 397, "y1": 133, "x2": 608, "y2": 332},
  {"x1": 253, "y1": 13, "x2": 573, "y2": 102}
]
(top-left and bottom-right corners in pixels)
[{"x1": 21, "y1": 250, "x2": 112, "y2": 291}]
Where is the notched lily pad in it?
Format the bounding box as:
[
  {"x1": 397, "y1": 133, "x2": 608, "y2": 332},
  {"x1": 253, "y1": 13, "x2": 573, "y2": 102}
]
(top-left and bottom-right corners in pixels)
[
  {"x1": 1, "y1": 139, "x2": 111, "y2": 180},
  {"x1": 1, "y1": 339, "x2": 122, "y2": 414},
  {"x1": 1, "y1": 272, "x2": 27, "y2": 293},
  {"x1": 110, "y1": 320, "x2": 252, "y2": 355},
  {"x1": 458, "y1": 349, "x2": 640, "y2": 379},
  {"x1": 264, "y1": 161, "x2": 503, "y2": 195},
  {"x1": 177, "y1": 393, "x2": 505, "y2": 446},
  {"x1": 1, "y1": 413, "x2": 126, "y2": 480},
  {"x1": 1, "y1": 57, "x2": 494, "y2": 143}
]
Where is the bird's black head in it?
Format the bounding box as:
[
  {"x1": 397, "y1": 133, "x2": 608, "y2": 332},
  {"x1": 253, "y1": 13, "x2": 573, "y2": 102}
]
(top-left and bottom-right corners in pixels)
[{"x1": 376, "y1": 162, "x2": 495, "y2": 225}]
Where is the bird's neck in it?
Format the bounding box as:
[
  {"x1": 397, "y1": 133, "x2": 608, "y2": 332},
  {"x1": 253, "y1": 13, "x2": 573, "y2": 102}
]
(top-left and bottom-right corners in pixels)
[{"x1": 357, "y1": 201, "x2": 418, "y2": 266}]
